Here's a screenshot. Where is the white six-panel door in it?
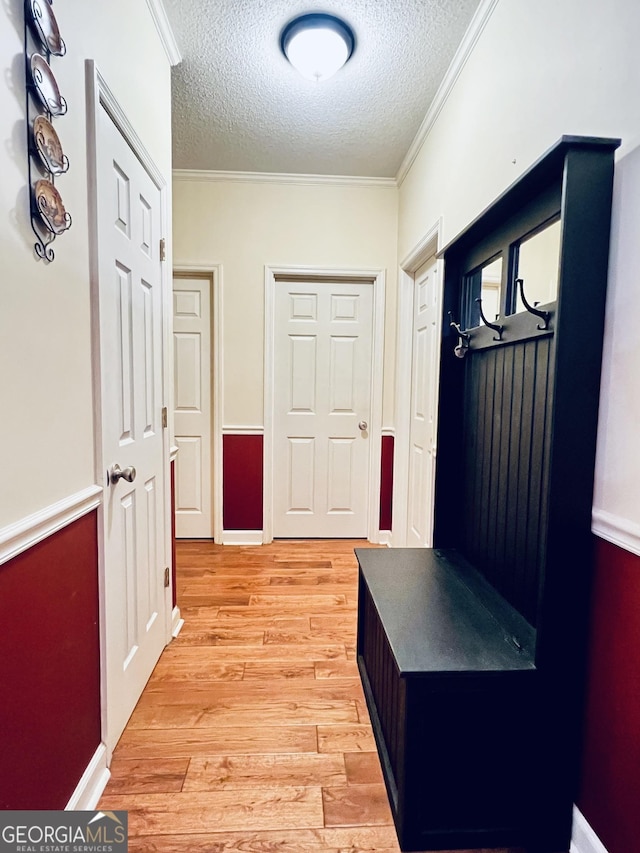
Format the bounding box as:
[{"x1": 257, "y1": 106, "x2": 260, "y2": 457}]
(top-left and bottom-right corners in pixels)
[
  {"x1": 172, "y1": 275, "x2": 213, "y2": 538},
  {"x1": 96, "y1": 104, "x2": 167, "y2": 752},
  {"x1": 273, "y1": 281, "x2": 373, "y2": 538},
  {"x1": 407, "y1": 259, "x2": 439, "y2": 546}
]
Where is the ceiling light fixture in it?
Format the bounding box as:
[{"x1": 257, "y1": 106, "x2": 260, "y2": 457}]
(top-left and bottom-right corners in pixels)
[{"x1": 280, "y1": 13, "x2": 355, "y2": 82}]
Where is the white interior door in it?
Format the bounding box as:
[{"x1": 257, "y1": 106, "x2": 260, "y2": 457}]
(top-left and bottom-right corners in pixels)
[
  {"x1": 273, "y1": 280, "x2": 373, "y2": 538},
  {"x1": 96, "y1": 104, "x2": 167, "y2": 752},
  {"x1": 172, "y1": 275, "x2": 212, "y2": 538},
  {"x1": 407, "y1": 259, "x2": 439, "y2": 547}
]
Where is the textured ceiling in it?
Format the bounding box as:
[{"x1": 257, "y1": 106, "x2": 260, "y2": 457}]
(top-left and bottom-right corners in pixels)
[{"x1": 164, "y1": 0, "x2": 482, "y2": 177}]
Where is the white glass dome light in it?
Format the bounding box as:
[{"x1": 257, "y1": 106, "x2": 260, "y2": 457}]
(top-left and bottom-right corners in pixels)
[{"x1": 281, "y1": 14, "x2": 355, "y2": 82}]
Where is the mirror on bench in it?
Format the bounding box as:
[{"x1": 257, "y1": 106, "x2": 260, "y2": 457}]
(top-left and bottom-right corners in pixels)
[{"x1": 513, "y1": 218, "x2": 561, "y2": 315}]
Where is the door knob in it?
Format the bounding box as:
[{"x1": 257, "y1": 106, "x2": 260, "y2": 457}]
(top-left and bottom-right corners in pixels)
[
  {"x1": 358, "y1": 421, "x2": 368, "y2": 431},
  {"x1": 109, "y1": 463, "x2": 137, "y2": 485}
]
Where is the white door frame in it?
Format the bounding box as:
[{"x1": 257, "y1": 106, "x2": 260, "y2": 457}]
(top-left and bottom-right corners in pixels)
[
  {"x1": 264, "y1": 265, "x2": 386, "y2": 544},
  {"x1": 393, "y1": 220, "x2": 443, "y2": 547},
  {"x1": 86, "y1": 61, "x2": 172, "y2": 754},
  {"x1": 172, "y1": 264, "x2": 224, "y2": 543}
]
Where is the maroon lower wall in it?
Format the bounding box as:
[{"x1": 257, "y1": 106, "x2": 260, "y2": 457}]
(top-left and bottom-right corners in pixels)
[
  {"x1": 379, "y1": 435, "x2": 394, "y2": 531},
  {"x1": 171, "y1": 459, "x2": 177, "y2": 605},
  {"x1": 0, "y1": 511, "x2": 101, "y2": 808},
  {"x1": 223, "y1": 434, "x2": 264, "y2": 530},
  {"x1": 579, "y1": 537, "x2": 640, "y2": 853},
  {"x1": 222, "y1": 433, "x2": 394, "y2": 534}
]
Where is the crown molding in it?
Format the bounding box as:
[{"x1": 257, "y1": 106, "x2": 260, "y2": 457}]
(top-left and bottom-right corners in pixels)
[
  {"x1": 145, "y1": 0, "x2": 182, "y2": 66},
  {"x1": 173, "y1": 169, "x2": 397, "y2": 189},
  {"x1": 396, "y1": 0, "x2": 500, "y2": 186}
]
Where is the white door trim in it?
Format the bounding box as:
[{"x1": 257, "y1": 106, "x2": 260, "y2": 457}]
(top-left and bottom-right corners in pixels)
[
  {"x1": 86, "y1": 60, "x2": 172, "y2": 757},
  {"x1": 264, "y1": 265, "x2": 386, "y2": 544},
  {"x1": 173, "y1": 264, "x2": 224, "y2": 543},
  {"x1": 393, "y1": 220, "x2": 443, "y2": 547}
]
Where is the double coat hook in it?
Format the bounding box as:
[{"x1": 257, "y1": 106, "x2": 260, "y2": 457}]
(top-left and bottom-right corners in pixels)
[
  {"x1": 448, "y1": 311, "x2": 470, "y2": 359},
  {"x1": 516, "y1": 277, "x2": 550, "y2": 330},
  {"x1": 475, "y1": 297, "x2": 503, "y2": 341}
]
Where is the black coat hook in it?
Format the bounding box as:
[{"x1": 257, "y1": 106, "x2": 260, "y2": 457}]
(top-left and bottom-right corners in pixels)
[
  {"x1": 475, "y1": 297, "x2": 503, "y2": 341},
  {"x1": 448, "y1": 311, "x2": 470, "y2": 359},
  {"x1": 516, "y1": 278, "x2": 550, "y2": 330}
]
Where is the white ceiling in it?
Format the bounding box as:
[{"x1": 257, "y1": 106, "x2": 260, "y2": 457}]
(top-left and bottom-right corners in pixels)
[{"x1": 163, "y1": 0, "x2": 483, "y2": 178}]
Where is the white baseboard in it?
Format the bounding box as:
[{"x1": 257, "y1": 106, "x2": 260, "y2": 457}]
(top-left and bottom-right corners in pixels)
[
  {"x1": 378, "y1": 530, "x2": 392, "y2": 546},
  {"x1": 65, "y1": 743, "x2": 110, "y2": 810},
  {"x1": 171, "y1": 605, "x2": 184, "y2": 638},
  {"x1": 221, "y1": 530, "x2": 264, "y2": 545},
  {"x1": 571, "y1": 806, "x2": 609, "y2": 853}
]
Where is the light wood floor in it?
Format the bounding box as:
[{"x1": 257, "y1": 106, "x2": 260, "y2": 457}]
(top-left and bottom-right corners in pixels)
[{"x1": 99, "y1": 539, "x2": 522, "y2": 853}]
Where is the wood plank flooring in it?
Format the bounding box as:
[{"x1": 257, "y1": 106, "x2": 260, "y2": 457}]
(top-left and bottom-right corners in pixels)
[{"x1": 99, "y1": 539, "x2": 524, "y2": 853}]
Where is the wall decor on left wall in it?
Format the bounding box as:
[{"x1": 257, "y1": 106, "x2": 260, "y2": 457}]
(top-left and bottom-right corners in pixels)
[{"x1": 24, "y1": 0, "x2": 71, "y2": 262}]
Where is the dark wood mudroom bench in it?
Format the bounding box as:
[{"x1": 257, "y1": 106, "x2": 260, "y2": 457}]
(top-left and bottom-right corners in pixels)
[
  {"x1": 356, "y1": 136, "x2": 620, "y2": 853},
  {"x1": 356, "y1": 547, "x2": 537, "y2": 851},
  {"x1": 357, "y1": 547, "x2": 535, "y2": 674}
]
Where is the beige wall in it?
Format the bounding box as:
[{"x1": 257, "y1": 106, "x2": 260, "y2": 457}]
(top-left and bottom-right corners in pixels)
[
  {"x1": 399, "y1": 0, "x2": 640, "y2": 257},
  {"x1": 0, "y1": 0, "x2": 172, "y2": 529},
  {"x1": 398, "y1": 0, "x2": 640, "y2": 533},
  {"x1": 173, "y1": 177, "x2": 398, "y2": 427},
  {"x1": 5, "y1": 0, "x2": 635, "y2": 535}
]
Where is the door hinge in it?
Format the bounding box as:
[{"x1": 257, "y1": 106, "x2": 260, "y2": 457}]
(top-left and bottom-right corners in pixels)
[
  {"x1": 162, "y1": 406, "x2": 168, "y2": 428},
  {"x1": 159, "y1": 237, "x2": 166, "y2": 262},
  {"x1": 164, "y1": 567, "x2": 170, "y2": 588}
]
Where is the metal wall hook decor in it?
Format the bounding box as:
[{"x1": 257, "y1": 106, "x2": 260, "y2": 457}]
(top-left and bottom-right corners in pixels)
[
  {"x1": 24, "y1": 0, "x2": 71, "y2": 263},
  {"x1": 475, "y1": 297, "x2": 504, "y2": 341},
  {"x1": 28, "y1": 0, "x2": 67, "y2": 57},
  {"x1": 31, "y1": 219, "x2": 55, "y2": 262},
  {"x1": 448, "y1": 311, "x2": 471, "y2": 359},
  {"x1": 516, "y1": 277, "x2": 550, "y2": 330}
]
